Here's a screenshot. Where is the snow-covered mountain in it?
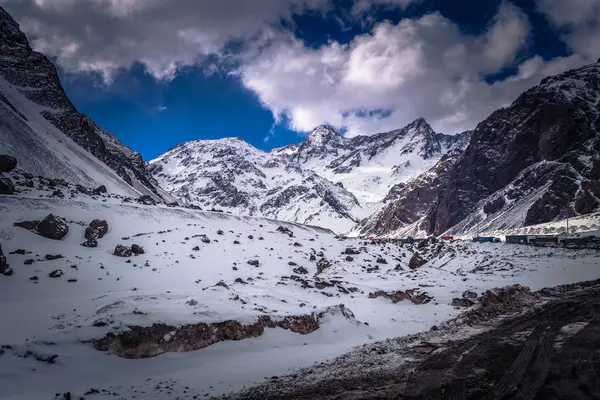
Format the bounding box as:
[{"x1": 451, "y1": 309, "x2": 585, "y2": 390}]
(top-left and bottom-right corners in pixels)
[
  {"x1": 149, "y1": 119, "x2": 465, "y2": 232},
  {"x1": 148, "y1": 137, "x2": 368, "y2": 232},
  {"x1": 0, "y1": 7, "x2": 171, "y2": 201},
  {"x1": 273, "y1": 118, "x2": 464, "y2": 205},
  {"x1": 360, "y1": 60, "x2": 600, "y2": 238}
]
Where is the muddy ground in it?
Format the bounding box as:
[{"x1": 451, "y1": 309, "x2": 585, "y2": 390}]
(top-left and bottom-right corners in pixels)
[{"x1": 225, "y1": 280, "x2": 600, "y2": 400}]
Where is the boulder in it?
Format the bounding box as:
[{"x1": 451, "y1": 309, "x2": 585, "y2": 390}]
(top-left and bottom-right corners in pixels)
[
  {"x1": 114, "y1": 245, "x2": 133, "y2": 257},
  {"x1": 276, "y1": 226, "x2": 294, "y2": 237},
  {"x1": 462, "y1": 290, "x2": 478, "y2": 299},
  {"x1": 316, "y1": 258, "x2": 331, "y2": 274},
  {"x1": 48, "y1": 269, "x2": 64, "y2": 278},
  {"x1": 247, "y1": 260, "x2": 260, "y2": 267},
  {"x1": 0, "y1": 155, "x2": 17, "y2": 172},
  {"x1": 0, "y1": 175, "x2": 15, "y2": 195},
  {"x1": 136, "y1": 195, "x2": 157, "y2": 205},
  {"x1": 36, "y1": 214, "x2": 69, "y2": 240},
  {"x1": 0, "y1": 245, "x2": 13, "y2": 276},
  {"x1": 343, "y1": 247, "x2": 360, "y2": 255},
  {"x1": 81, "y1": 239, "x2": 98, "y2": 248},
  {"x1": 293, "y1": 266, "x2": 308, "y2": 275},
  {"x1": 408, "y1": 252, "x2": 427, "y2": 269},
  {"x1": 376, "y1": 257, "x2": 388, "y2": 264},
  {"x1": 85, "y1": 219, "x2": 109, "y2": 240},
  {"x1": 451, "y1": 298, "x2": 475, "y2": 307},
  {"x1": 92, "y1": 185, "x2": 107, "y2": 195},
  {"x1": 131, "y1": 244, "x2": 145, "y2": 255}
]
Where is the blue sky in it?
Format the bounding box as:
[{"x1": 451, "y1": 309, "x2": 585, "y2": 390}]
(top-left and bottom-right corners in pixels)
[{"x1": 3, "y1": 0, "x2": 598, "y2": 160}]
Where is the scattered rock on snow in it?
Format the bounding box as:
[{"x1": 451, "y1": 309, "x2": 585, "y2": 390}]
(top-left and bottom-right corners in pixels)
[
  {"x1": 316, "y1": 258, "x2": 331, "y2": 274},
  {"x1": 408, "y1": 252, "x2": 427, "y2": 269},
  {"x1": 48, "y1": 269, "x2": 63, "y2": 278},
  {"x1": 85, "y1": 219, "x2": 109, "y2": 240},
  {"x1": 247, "y1": 260, "x2": 260, "y2": 267},
  {"x1": 462, "y1": 290, "x2": 478, "y2": 299},
  {"x1": 136, "y1": 195, "x2": 157, "y2": 205},
  {"x1": 81, "y1": 238, "x2": 98, "y2": 248},
  {"x1": 293, "y1": 266, "x2": 309, "y2": 275},
  {"x1": 131, "y1": 244, "x2": 145, "y2": 255},
  {"x1": 44, "y1": 254, "x2": 63, "y2": 261},
  {"x1": 451, "y1": 298, "x2": 475, "y2": 307},
  {"x1": 276, "y1": 226, "x2": 294, "y2": 237},
  {"x1": 113, "y1": 245, "x2": 133, "y2": 257}
]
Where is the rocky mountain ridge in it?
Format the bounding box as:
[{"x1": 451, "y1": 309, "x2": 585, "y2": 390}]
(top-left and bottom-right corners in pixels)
[
  {"x1": 0, "y1": 6, "x2": 170, "y2": 201},
  {"x1": 359, "y1": 60, "x2": 600, "y2": 237}
]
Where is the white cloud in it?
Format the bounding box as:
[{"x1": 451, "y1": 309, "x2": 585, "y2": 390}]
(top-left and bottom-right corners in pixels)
[
  {"x1": 237, "y1": 2, "x2": 584, "y2": 136},
  {"x1": 2, "y1": 0, "x2": 332, "y2": 82},
  {"x1": 537, "y1": 0, "x2": 600, "y2": 61}
]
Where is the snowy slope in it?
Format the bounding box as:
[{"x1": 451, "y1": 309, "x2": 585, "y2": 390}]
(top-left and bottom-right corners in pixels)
[
  {"x1": 273, "y1": 119, "x2": 466, "y2": 205},
  {"x1": 148, "y1": 138, "x2": 369, "y2": 233},
  {"x1": 149, "y1": 120, "x2": 466, "y2": 232},
  {"x1": 1, "y1": 194, "x2": 599, "y2": 399},
  {"x1": 0, "y1": 7, "x2": 171, "y2": 202}
]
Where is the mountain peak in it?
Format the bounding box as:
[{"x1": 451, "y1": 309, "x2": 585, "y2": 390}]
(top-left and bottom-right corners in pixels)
[{"x1": 306, "y1": 125, "x2": 343, "y2": 147}]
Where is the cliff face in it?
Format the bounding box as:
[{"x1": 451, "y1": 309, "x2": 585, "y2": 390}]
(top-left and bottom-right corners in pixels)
[
  {"x1": 0, "y1": 6, "x2": 168, "y2": 200},
  {"x1": 360, "y1": 61, "x2": 600, "y2": 237}
]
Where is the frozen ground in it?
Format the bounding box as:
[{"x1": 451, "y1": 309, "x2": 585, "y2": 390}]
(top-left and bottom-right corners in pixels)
[{"x1": 1, "y1": 194, "x2": 599, "y2": 399}]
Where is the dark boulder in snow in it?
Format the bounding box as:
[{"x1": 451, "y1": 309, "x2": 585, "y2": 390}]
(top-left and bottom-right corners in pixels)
[
  {"x1": 276, "y1": 226, "x2": 294, "y2": 237},
  {"x1": 114, "y1": 245, "x2": 133, "y2": 257},
  {"x1": 35, "y1": 214, "x2": 69, "y2": 240},
  {"x1": 0, "y1": 175, "x2": 15, "y2": 195},
  {"x1": 408, "y1": 252, "x2": 427, "y2": 269},
  {"x1": 44, "y1": 254, "x2": 63, "y2": 261},
  {"x1": 48, "y1": 269, "x2": 63, "y2": 278},
  {"x1": 0, "y1": 155, "x2": 17, "y2": 172},
  {"x1": 92, "y1": 185, "x2": 107, "y2": 195},
  {"x1": 316, "y1": 258, "x2": 331, "y2": 274},
  {"x1": 376, "y1": 257, "x2": 388, "y2": 264},
  {"x1": 451, "y1": 298, "x2": 475, "y2": 307},
  {"x1": 247, "y1": 259, "x2": 260, "y2": 267},
  {"x1": 81, "y1": 238, "x2": 98, "y2": 248},
  {"x1": 293, "y1": 266, "x2": 309, "y2": 275},
  {"x1": 131, "y1": 244, "x2": 145, "y2": 255},
  {"x1": 85, "y1": 219, "x2": 109, "y2": 240},
  {"x1": 343, "y1": 247, "x2": 360, "y2": 255},
  {"x1": 462, "y1": 290, "x2": 478, "y2": 299},
  {"x1": 0, "y1": 245, "x2": 12, "y2": 276},
  {"x1": 136, "y1": 195, "x2": 157, "y2": 205}
]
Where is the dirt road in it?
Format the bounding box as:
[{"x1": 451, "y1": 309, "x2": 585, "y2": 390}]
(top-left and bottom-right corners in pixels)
[{"x1": 227, "y1": 281, "x2": 600, "y2": 399}]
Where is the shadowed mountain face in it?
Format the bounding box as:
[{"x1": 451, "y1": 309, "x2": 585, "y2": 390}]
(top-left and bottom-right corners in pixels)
[
  {"x1": 0, "y1": 6, "x2": 169, "y2": 201},
  {"x1": 360, "y1": 61, "x2": 600, "y2": 237}
]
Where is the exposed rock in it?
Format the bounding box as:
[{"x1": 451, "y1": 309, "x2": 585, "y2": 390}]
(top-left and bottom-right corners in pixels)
[
  {"x1": 462, "y1": 290, "x2": 478, "y2": 299},
  {"x1": 276, "y1": 226, "x2": 294, "y2": 237},
  {"x1": 316, "y1": 258, "x2": 331, "y2": 274},
  {"x1": 217, "y1": 230, "x2": 224, "y2": 235},
  {"x1": 92, "y1": 185, "x2": 107, "y2": 195},
  {"x1": 114, "y1": 245, "x2": 133, "y2": 257},
  {"x1": 9, "y1": 249, "x2": 27, "y2": 255},
  {"x1": 0, "y1": 175, "x2": 15, "y2": 195},
  {"x1": 94, "y1": 305, "x2": 352, "y2": 359},
  {"x1": 451, "y1": 298, "x2": 475, "y2": 307},
  {"x1": 345, "y1": 256, "x2": 354, "y2": 262},
  {"x1": 214, "y1": 280, "x2": 229, "y2": 290},
  {"x1": 48, "y1": 269, "x2": 63, "y2": 278},
  {"x1": 137, "y1": 195, "x2": 157, "y2": 205},
  {"x1": 368, "y1": 289, "x2": 433, "y2": 305},
  {"x1": 247, "y1": 260, "x2": 260, "y2": 267},
  {"x1": 199, "y1": 234, "x2": 210, "y2": 244},
  {"x1": 293, "y1": 242, "x2": 302, "y2": 247},
  {"x1": 85, "y1": 219, "x2": 109, "y2": 240},
  {"x1": 35, "y1": 214, "x2": 69, "y2": 240},
  {"x1": 293, "y1": 266, "x2": 308, "y2": 275},
  {"x1": 131, "y1": 244, "x2": 145, "y2": 255},
  {"x1": 44, "y1": 254, "x2": 63, "y2": 261},
  {"x1": 24, "y1": 259, "x2": 34, "y2": 265},
  {"x1": 376, "y1": 257, "x2": 388, "y2": 264},
  {"x1": 81, "y1": 239, "x2": 98, "y2": 248},
  {"x1": 309, "y1": 254, "x2": 316, "y2": 262},
  {"x1": 343, "y1": 247, "x2": 360, "y2": 255},
  {"x1": 192, "y1": 246, "x2": 200, "y2": 251},
  {"x1": 408, "y1": 252, "x2": 427, "y2": 269},
  {"x1": 0, "y1": 155, "x2": 17, "y2": 172},
  {"x1": 0, "y1": 245, "x2": 12, "y2": 276}
]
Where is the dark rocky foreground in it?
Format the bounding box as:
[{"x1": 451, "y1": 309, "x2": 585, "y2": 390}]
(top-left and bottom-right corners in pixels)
[{"x1": 226, "y1": 280, "x2": 600, "y2": 400}]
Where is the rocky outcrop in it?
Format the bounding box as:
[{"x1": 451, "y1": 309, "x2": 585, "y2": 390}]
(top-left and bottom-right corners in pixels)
[
  {"x1": 408, "y1": 252, "x2": 427, "y2": 269},
  {"x1": 113, "y1": 245, "x2": 133, "y2": 257},
  {"x1": 0, "y1": 155, "x2": 17, "y2": 172},
  {"x1": 0, "y1": 244, "x2": 12, "y2": 276},
  {"x1": 14, "y1": 214, "x2": 69, "y2": 240},
  {"x1": 0, "y1": 7, "x2": 166, "y2": 200},
  {"x1": 368, "y1": 289, "x2": 433, "y2": 305},
  {"x1": 95, "y1": 305, "x2": 355, "y2": 359}
]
